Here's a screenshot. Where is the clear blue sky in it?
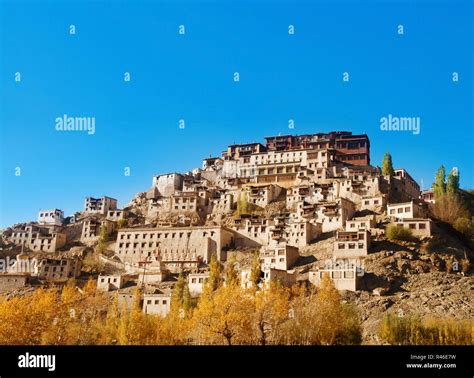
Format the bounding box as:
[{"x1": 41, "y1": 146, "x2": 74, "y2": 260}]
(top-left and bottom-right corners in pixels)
[{"x1": 0, "y1": 0, "x2": 472, "y2": 227}]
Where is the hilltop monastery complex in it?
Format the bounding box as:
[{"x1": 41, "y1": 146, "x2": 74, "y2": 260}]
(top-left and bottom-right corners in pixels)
[{"x1": 1, "y1": 131, "x2": 436, "y2": 316}]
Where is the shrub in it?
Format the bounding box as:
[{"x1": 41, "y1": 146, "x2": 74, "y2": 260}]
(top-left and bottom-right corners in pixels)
[
  {"x1": 379, "y1": 314, "x2": 473, "y2": 345},
  {"x1": 386, "y1": 225, "x2": 413, "y2": 241},
  {"x1": 432, "y1": 194, "x2": 468, "y2": 225},
  {"x1": 117, "y1": 218, "x2": 128, "y2": 229},
  {"x1": 453, "y1": 217, "x2": 473, "y2": 238}
]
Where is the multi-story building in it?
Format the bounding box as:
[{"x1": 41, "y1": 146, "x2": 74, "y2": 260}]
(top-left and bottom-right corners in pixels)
[
  {"x1": 309, "y1": 262, "x2": 363, "y2": 292},
  {"x1": 115, "y1": 226, "x2": 235, "y2": 265},
  {"x1": 390, "y1": 169, "x2": 421, "y2": 200},
  {"x1": 387, "y1": 201, "x2": 424, "y2": 220},
  {"x1": 38, "y1": 209, "x2": 64, "y2": 226},
  {"x1": 346, "y1": 215, "x2": 376, "y2": 232},
  {"x1": 9, "y1": 225, "x2": 66, "y2": 253},
  {"x1": 84, "y1": 196, "x2": 118, "y2": 215},
  {"x1": 391, "y1": 218, "x2": 433, "y2": 238},
  {"x1": 81, "y1": 218, "x2": 115, "y2": 244},
  {"x1": 245, "y1": 184, "x2": 284, "y2": 208},
  {"x1": 260, "y1": 244, "x2": 299, "y2": 271},
  {"x1": 152, "y1": 173, "x2": 184, "y2": 197},
  {"x1": 142, "y1": 292, "x2": 172, "y2": 317},
  {"x1": 264, "y1": 131, "x2": 370, "y2": 166},
  {"x1": 421, "y1": 189, "x2": 435, "y2": 204},
  {"x1": 333, "y1": 230, "x2": 371, "y2": 259},
  {"x1": 222, "y1": 143, "x2": 267, "y2": 160}
]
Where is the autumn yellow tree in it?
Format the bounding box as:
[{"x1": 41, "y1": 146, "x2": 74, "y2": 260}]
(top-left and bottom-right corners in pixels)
[
  {"x1": 252, "y1": 282, "x2": 290, "y2": 345},
  {"x1": 193, "y1": 284, "x2": 253, "y2": 345},
  {"x1": 204, "y1": 254, "x2": 223, "y2": 294},
  {"x1": 116, "y1": 287, "x2": 157, "y2": 345},
  {"x1": 225, "y1": 254, "x2": 239, "y2": 287}
]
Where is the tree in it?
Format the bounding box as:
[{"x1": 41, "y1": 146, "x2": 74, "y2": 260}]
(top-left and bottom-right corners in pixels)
[
  {"x1": 193, "y1": 285, "x2": 253, "y2": 345},
  {"x1": 171, "y1": 272, "x2": 192, "y2": 313},
  {"x1": 236, "y1": 192, "x2": 249, "y2": 215},
  {"x1": 225, "y1": 254, "x2": 239, "y2": 287},
  {"x1": 205, "y1": 254, "x2": 222, "y2": 293},
  {"x1": 97, "y1": 225, "x2": 109, "y2": 254},
  {"x1": 172, "y1": 272, "x2": 186, "y2": 308},
  {"x1": 433, "y1": 165, "x2": 446, "y2": 198},
  {"x1": 252, "y1": 282, "x2": 290, "y2": 345},
  {"x1": 446, "y1": 168, "x2": 460, "y2": 196},
  {"x1": 382, "y1": 153, "x2": 394, "y2": 176},
  {"x1": 101, "y1": 295, "x2": 120, "y2": 344},
  {"x1": 432, "y1": 194, "x2": 468, "y2": 224},
  {"x1": 313, "y1": 274, "x2": 345, "y2": 345},
  {"x1": 250, "y1": 251, "x2": 262, "y2": 288}
]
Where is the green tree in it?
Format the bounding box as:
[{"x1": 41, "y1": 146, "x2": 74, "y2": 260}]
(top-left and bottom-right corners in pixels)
[
  {"x1": 446, "y1": 168, "x2": 460, "y2": 196},
  {"x1": 97, "y1": 225, "x2": 109, "y2": 254},
  {"x1": 433, "y1": 165, "x2": 446, "y2": 198},
  {"x1": 382, "y1": 153, "x2": 394, "y2": 176}
]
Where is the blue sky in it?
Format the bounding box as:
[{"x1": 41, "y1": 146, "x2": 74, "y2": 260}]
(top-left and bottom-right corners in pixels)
[{"x1": 0, "y1": 0, "x2": 472, "y2": 227}]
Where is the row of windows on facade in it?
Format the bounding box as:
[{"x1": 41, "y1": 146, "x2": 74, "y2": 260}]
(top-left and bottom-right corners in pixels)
[
  {"x1": 119, "y1": 231, "x2": 216, "y2": 240},
  {"x1": 337, "y1": 154, "x2": 367, "y2": 161},
  {"x1": 146, "y1": 299, "x2": 168, "y2": 305},
  {"x1": 100, "y1": 277, "x2": 119, "y2": 283},
  {"x1": 337, "y1": 243, "x2": 365, "y2": 249},
  {"x1": 397, "y1": 223, "x2": 427, "y2": 229},
  {"x1": 316, "y1": 270, "x2": 355, "y2": 279},
  {"x1": 390, "y1": 207, "x2": 412, "y2": 214},
  {"x1": 261, "y1": 258, "x2": 286, "y2": 264},
  {"x1": 39, "y1": 212, "x2": 60, "y2": 217},
  {"x1": 190, "y1": 277, "x2": 207, "y2": 284},
  {"x1": 364, "y1": 199, "x2": 380, "y2": 205}
]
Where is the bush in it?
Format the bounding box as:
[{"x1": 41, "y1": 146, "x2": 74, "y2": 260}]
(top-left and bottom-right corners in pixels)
[
  {"x1": 117, "y1": 218, "x2": 128, "y2": 229},
  {"x1": 453, "y1": 217, "x2": 473, "y2": 238},
  {"x1": 432, "y1": 194, "x2": 469, "y2": 225},
  {"x1": 386, "y1": 225, "x2": 413, "y2": 241},
  {"x1": 379, "y1": 314, "x2": 473, "y2": 345}
]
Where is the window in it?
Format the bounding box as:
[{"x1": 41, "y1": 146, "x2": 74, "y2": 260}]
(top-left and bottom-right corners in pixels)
[
  {"x1": 163, "y1": 300, "x2": 168, "y2": 305},
  {"x1": 405, "y1": 207, "x2": 411, "y2": 212},
  {"x1": 147, "y1": 300, "x2": 152, "y2": 305},
  {"x1": 409, "y1": 224, "x2": 416, "y2": 229},
  {"x1": 419, "y1": 223, "x2": 426, "y2": 229}
]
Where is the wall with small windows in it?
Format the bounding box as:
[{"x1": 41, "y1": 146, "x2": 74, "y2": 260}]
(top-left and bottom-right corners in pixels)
[
  {"x1": 115, "y1": 226, "x2": 235, "y2": 265},
  {"x1": 393, "y1": 219, "x2": 433, "y2": 238},
  {"x1": 142, "y1": 293, "x2": 172, "y2": 317}
]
